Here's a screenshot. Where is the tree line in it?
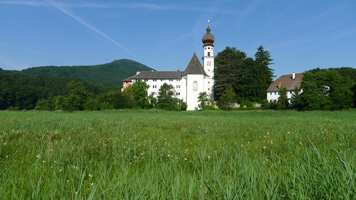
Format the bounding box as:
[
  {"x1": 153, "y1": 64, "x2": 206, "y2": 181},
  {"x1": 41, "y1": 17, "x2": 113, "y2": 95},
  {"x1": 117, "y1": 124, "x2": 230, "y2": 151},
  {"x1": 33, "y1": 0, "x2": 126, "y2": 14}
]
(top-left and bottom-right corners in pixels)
[
  {"x1": 0, "y1": 71, "x2": 123, "y2": 111},
  {"x1": 0, "y1": 70, "x2": 187, "y2": 111},
  {"x1": 270, "y1": 68, "x2": 356, "y2": 110},
  {"x1": 213, "y1": 46, "x2": 356, "y2": 110},
  {"x1": 214, "y1": 45, "x2": 274, "y2": 110},
  {"x1": 1, "y1": 45, "x2": 355, "y2": 111},
  {"x1": 3, "y1": 59, "x2": 153, "y2": 86}
]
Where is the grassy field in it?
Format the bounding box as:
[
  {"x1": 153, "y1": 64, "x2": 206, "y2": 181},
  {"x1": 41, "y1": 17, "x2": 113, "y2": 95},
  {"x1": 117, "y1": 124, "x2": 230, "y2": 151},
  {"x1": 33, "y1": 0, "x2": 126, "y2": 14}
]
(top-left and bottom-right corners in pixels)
[{"x1": 0, "y1": 110, "x2": 355, "y2": 199}]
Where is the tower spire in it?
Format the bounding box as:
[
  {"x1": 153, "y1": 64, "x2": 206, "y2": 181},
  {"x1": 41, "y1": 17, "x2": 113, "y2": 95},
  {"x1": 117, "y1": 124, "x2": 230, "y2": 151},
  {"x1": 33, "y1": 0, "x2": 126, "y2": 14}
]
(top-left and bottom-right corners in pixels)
[{"x1": 202, "y1": 20, "x2": 214, "y2": 46}]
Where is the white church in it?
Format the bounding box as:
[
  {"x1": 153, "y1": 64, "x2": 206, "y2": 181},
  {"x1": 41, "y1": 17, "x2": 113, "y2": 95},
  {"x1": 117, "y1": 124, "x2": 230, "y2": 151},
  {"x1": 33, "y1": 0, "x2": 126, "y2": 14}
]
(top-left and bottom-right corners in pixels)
[{"x1": 123, "y1": 21, "x2": 215, "y2": 110}]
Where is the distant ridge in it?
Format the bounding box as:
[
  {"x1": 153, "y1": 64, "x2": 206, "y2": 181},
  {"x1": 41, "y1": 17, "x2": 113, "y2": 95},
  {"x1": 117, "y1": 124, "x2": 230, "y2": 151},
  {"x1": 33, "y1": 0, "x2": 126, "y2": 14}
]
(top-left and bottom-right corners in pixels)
[{"x1": 3, "y1": 59, "x2": 154, "y2": 86}]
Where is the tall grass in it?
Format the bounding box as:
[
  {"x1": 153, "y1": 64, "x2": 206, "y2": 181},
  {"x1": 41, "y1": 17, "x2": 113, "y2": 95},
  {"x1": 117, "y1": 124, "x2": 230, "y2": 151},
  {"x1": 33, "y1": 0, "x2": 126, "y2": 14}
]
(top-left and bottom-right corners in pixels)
[{"x1": 0, "y1": 110, "x2": 355, "y2": 199}]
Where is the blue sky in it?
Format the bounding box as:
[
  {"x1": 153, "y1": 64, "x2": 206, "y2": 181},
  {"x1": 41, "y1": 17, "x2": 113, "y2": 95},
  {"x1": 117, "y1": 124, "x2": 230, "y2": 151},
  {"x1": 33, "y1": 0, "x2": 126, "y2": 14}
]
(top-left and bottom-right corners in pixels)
[{"x1": 0, "y1": 0, "x2": 355, "y2": 79}]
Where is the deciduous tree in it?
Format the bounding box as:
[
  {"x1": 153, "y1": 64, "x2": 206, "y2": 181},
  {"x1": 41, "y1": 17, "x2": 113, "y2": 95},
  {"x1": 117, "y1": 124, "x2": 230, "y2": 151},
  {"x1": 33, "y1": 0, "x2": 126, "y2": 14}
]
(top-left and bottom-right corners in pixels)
[
  {"x1": 298, "y1": 70, "x2": 353, "y2": 110},
  {"x1": 197, "y1": 92, "x2": 209, "y2": 110},
  {"x1": 277, "y1": 87, "x2": 289, "y2": 110},
  {"x1": 131, "y1": 79, "x2": 149, "y2": 109},
  {"x1": 157, "y1": 83, "x2": 178, "y2": 110},
  {"x1": 218, "y1": 86, "x2": 236, "y2": 110}
]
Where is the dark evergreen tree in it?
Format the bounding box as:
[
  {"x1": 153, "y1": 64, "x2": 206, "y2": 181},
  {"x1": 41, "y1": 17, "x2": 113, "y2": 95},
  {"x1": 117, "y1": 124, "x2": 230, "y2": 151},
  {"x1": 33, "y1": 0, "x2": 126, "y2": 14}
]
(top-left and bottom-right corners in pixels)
[
  {"x1": 254, "y1": 45, "x2": 274, "y2": 97},
  {"x1": 214, "y1": 46, "x2": 246, "y2": 100},
  {"x1": 215, "y1": 46, "x2": 274, "y2": 104}
]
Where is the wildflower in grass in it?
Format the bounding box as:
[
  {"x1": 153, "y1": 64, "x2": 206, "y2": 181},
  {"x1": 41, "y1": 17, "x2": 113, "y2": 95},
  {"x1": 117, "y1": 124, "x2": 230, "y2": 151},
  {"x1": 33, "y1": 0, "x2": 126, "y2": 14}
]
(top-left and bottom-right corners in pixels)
[
  {"x1": 184, "y1": 158, "x2": 187, "y2": 161},
  {"x1": 89, "y1": 174, "x2": 93, "y2": 178},
  {"x1": 91, "y1": 183, "x2": 94, "y2": 186}
]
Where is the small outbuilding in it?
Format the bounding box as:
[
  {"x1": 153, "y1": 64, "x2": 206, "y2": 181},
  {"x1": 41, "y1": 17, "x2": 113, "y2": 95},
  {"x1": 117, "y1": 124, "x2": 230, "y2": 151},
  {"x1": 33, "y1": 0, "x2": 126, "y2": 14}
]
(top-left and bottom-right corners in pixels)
[{"x1": 267, "y1": 72, "x2": 304, "y2": 102}]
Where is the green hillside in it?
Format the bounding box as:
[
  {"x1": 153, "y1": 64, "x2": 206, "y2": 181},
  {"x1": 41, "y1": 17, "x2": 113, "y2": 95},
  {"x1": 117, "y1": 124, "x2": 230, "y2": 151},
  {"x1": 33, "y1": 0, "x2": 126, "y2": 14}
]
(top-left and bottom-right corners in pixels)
[{"x1": 4, "y1": 59, "x2": 154, "y2": 86}]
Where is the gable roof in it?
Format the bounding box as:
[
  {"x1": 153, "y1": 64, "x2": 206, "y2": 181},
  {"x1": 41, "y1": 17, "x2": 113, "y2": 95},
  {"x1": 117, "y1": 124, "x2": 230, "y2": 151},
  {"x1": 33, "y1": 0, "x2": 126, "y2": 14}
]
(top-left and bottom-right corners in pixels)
[
  {"x1": 122, "y1": 52, "x2": 208, "y2": 81},
  {"x1": 122, "y1": 75, "x2": 136, "y2": 82},
  {"x1": 267, "y1": 73, "x2": 304, "y2": 92},
  {"x1": 128, "y1": 71, "x2": 184, "y2": 80},
  {"x1": 183, "y1": 52, "x2": 208, "y2": 76}
]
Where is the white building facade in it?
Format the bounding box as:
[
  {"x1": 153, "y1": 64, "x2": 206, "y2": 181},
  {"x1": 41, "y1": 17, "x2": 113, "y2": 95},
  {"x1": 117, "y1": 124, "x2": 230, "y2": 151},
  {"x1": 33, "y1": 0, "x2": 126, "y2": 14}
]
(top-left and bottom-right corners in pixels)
[
  {"x1": 123, "y1": 22, "x2": 215, "y2": 110},
  {"x1": 266, "y1": 73, "x2": 304, "y2": 102}
]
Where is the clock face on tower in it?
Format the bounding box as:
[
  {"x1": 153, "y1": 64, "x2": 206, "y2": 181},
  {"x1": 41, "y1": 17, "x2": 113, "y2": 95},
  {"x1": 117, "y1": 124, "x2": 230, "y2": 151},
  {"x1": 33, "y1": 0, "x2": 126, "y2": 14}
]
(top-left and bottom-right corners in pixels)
[{"x1": 207, "y1": 61, "x2": 211, "y2": 66}]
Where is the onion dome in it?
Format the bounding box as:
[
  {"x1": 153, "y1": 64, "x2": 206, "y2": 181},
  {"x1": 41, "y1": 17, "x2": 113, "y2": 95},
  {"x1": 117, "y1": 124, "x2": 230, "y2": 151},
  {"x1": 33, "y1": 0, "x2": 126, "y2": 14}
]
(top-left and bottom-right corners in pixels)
[{"x1": 202, "y1": 20, "x2": 215, "y2": 46}]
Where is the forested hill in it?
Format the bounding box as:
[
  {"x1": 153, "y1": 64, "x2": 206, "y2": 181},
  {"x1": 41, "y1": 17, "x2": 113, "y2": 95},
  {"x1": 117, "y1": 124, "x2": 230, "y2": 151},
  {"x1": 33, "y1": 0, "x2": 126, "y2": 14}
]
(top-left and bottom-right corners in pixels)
[{"x1": 3, "y1": 59, "x2": 154, "y2": 86}]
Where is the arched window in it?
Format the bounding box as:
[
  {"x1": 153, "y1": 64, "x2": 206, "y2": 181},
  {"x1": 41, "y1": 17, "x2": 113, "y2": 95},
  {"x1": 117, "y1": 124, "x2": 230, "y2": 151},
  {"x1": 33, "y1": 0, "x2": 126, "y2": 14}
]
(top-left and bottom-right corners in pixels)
[
  {"x1": 193, "y1": 81, "x2": 198, "y2": 91},
  {"x1": 208, "y1": 52, "x2": 211, "y2": 56}
]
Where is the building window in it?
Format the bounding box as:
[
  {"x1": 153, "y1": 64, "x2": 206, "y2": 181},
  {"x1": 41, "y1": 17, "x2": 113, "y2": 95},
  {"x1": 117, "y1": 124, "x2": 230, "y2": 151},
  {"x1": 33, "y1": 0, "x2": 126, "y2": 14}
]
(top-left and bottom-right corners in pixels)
[
  {"x1": 176, "y1": 92, "x2": 180, "y2": 95},
  {"x1": 153, "y1": 85, "x2": 157, "y2": 89},
  {"x1": 208, "y1": 52, "x2": 211, "y2": 56},
  {"x1": 176, "y1": 85, "x2": 180, "y2": 89},
  {"x1": 208, "y1": 88, "x2": 210, "y2": 90},
  {"x1": 161, "y1": 79, "x2": 163, "y2": 81},
  {"x1": 153, "y1": 79, "x2": 157, "y2": 82},
  {"x1": 208, "y1": 82, "x2": 210, "y2": 84},
  {"x1": 207, "y1": 61, "x2": 211, "y2": 66},
  {"x1": 169, "y1": 79, "x2": 173, "y2": 82},
  {"x1": 193, "y1": 81, "x2": 198, "y2": 91}
]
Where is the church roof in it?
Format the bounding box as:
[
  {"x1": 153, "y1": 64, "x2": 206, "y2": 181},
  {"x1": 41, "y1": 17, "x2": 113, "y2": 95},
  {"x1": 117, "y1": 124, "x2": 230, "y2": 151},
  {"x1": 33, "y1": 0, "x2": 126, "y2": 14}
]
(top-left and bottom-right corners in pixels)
[
  {"x1": 183, "y1": 52, "x2": 208, "y2": 76},
  {"x1": 267, "y1": 73, "x2": 304, "y2": 92},
  {"x1": 129, "y1": 71, "x2": 184, "y2": 80}
]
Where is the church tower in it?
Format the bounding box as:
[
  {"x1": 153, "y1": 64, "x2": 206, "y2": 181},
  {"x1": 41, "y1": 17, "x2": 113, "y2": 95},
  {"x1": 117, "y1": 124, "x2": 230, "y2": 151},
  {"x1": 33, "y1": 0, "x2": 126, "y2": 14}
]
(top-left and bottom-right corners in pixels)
[{"x1": 202, "y1": 20, "x2": 215, "y2": 100}]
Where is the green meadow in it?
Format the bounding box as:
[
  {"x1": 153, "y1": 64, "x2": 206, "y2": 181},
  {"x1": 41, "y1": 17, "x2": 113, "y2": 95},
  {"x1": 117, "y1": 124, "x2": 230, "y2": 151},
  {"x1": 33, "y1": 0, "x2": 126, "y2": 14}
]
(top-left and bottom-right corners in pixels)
[{"x1": 0, "y1": 110, "x2": 355, "y2": 199}]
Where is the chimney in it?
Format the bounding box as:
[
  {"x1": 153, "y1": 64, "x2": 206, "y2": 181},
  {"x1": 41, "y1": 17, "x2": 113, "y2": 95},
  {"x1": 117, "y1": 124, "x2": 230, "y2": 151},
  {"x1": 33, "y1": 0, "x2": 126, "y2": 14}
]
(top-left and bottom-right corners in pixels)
[
  {"x1": 292, "y1": 72, "x2": 295, "y2": 80},
  {"x1": 136, "y1": 71, "x2": 140, "y2": 75},
  {"x1": 278, "y1": 82, "x2": 281, "y2": 89}
]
